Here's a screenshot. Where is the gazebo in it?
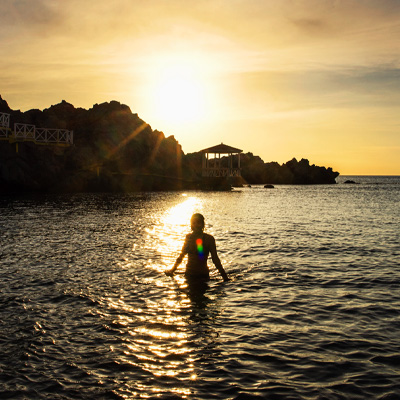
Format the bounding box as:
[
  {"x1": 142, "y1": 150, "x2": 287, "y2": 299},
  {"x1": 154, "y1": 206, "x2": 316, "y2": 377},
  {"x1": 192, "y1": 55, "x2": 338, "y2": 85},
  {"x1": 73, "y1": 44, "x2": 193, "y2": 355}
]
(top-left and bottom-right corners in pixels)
[{"x1": 200, "y1": 143, "x2": 243, "y2": 178}]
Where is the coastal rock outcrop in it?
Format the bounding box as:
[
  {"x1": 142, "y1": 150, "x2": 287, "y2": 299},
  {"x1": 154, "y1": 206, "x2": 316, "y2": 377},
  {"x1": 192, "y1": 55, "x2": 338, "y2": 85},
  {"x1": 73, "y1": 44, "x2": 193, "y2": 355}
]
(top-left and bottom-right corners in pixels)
[
  {"x1": 0, "y1": 95, "x2": 185, "y2": 192},
  {"x1": 240, "y1": 154, "x2": 339, "y2": 184},
  {"x1": 0, "y1": 94, "x2": 340, "y2": 192}
]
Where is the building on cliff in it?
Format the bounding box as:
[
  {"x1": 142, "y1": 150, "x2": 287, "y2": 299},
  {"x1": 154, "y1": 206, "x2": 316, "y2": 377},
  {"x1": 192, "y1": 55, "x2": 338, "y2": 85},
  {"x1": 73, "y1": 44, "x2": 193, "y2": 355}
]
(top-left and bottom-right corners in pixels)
[{"x1": 201, "y1": 143, "x2": 243, "y2": 178}]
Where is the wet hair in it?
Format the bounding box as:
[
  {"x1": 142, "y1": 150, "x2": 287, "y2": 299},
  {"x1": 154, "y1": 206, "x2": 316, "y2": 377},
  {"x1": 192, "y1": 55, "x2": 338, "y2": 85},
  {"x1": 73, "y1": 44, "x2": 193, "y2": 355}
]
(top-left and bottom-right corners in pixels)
[{"x1": 191, "y1": 213, "x2": 205, "y2": 228}]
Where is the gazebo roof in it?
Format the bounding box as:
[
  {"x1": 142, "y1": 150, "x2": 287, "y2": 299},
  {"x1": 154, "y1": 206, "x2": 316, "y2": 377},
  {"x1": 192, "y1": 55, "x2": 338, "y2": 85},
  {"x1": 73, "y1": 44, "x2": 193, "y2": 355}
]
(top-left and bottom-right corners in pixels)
[{"x1": 200, "y1": 143, "x2": 243, "y2": 154}]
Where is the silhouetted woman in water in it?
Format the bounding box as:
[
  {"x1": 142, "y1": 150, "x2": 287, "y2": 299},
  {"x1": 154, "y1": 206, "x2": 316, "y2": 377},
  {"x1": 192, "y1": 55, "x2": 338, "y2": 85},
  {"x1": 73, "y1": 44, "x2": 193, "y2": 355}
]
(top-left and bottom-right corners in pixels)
[{"x1": 165, "y1": 213, "x2": 229, "y2": 282}]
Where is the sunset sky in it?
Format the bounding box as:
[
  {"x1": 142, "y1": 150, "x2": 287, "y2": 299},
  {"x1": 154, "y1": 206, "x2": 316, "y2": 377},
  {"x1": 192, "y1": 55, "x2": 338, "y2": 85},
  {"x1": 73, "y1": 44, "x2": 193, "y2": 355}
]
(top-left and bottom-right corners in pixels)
[{"x1": 1, "y1": 0, "x2": 399, "y2": 174}]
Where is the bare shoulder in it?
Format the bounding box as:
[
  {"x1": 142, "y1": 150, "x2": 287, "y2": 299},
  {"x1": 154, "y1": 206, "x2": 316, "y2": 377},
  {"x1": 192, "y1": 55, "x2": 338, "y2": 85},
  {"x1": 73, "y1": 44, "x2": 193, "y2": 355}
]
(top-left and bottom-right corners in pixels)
[
  {"x1": 184, "y1": 232, "x2": 197, "y2": 242},
  {"x1": 183, "y1": 233, "x2": 192, "y2": 245},
  {"x1": 203, "y1": 233, "x2": 216, "y2": 245}
]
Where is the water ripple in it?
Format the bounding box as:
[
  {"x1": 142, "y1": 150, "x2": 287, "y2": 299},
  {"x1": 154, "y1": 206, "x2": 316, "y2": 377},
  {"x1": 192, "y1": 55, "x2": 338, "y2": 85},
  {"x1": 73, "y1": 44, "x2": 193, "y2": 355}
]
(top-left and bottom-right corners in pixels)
[{"x1": 1, "y1": 182, "x2": 400, "y2": 399}]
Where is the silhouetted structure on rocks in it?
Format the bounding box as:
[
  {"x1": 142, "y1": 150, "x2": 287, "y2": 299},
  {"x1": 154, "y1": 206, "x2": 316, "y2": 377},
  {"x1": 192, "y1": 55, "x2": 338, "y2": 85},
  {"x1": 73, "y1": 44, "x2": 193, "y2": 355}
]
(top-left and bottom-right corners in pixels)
[{"x1": 0, "y1": 94, "x2": 339, "y2": 192}]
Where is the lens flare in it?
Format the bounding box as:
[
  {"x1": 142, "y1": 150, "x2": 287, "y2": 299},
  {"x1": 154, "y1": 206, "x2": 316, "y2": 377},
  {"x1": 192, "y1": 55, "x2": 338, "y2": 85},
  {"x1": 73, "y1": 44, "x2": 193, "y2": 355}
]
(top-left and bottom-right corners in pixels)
[{"x1": 196, "y1": 238, "x2": 204, "y2": 259}]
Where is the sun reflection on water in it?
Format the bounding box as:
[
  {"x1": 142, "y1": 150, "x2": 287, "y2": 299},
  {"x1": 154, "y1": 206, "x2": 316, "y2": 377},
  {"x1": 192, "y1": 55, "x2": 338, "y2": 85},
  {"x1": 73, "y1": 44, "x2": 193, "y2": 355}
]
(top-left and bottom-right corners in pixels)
[
  {"x1": 106, "y1": 287, "x2": 197, "y2": 395},
  {"x1": 144, "y1": 195, "x2": 203, "y2": 273},
  {"x1": 103, "y1": 195, "x2": 218, "y2": 397},
  {"x1": 163, "y1": 195, "x2": 201, "y2": 226}
]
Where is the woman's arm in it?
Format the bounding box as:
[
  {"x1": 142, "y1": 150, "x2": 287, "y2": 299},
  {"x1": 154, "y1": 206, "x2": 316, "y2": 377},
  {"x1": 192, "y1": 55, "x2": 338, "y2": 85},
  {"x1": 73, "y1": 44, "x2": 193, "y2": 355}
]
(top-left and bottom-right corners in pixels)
[
  {"x1": 209, "y1": 236, "x2": 229, "y2": 281},
  {"x1": 165, "y1": 253, "x2": 184, "y2": 276},
  {"x1": 165, "y1": 235, "x2": 189, "y2": 276}
]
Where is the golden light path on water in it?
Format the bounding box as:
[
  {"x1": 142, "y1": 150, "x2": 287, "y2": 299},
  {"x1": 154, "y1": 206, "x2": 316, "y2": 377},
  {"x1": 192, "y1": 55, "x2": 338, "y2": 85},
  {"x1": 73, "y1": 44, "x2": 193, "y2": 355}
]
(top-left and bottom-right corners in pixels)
[
  {"x1": 107, "y1": 194, "x2": 204, "y2": 398},
  {"x1": 2, "y1": 182, "x2": 399, "y2": 399},
  {"x1": 149, "y1": 194, "x2": 203, "y2": 274}
]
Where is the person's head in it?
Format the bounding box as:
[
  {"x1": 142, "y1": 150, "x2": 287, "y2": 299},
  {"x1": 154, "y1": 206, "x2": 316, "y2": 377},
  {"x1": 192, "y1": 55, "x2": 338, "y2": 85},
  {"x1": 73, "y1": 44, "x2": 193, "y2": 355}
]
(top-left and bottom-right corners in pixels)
[{"x1": 190, "y1": 213, "x2": 205, "y2": 232}]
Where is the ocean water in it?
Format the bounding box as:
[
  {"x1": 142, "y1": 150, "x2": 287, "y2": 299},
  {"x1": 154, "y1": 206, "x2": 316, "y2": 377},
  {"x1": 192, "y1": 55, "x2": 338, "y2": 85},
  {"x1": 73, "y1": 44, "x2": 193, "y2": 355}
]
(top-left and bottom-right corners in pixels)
[{"x1": 0, "y1": 176, "x2": 399, "y2": 399}]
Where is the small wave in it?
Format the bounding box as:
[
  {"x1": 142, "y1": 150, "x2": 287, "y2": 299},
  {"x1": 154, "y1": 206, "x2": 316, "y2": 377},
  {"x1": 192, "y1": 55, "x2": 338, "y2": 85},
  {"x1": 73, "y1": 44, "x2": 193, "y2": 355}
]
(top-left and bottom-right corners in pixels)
[{"x1": 1, "y1": 189, "x2": 399, "y2": 399}]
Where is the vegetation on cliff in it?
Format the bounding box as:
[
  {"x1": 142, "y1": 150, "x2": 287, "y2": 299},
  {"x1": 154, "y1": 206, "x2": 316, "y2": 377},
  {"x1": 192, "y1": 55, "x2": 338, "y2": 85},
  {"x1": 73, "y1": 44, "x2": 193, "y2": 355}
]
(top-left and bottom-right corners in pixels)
[{"x1": 0, "y1": 95, "x2": 339, "y2": 192}]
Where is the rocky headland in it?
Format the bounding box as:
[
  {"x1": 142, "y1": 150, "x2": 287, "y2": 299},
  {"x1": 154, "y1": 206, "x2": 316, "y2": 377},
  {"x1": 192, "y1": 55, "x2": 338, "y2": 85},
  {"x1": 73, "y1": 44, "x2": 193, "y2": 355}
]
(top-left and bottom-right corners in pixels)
[{"x1": 0, "y1": 95, "x2": 339, "y2": 192}]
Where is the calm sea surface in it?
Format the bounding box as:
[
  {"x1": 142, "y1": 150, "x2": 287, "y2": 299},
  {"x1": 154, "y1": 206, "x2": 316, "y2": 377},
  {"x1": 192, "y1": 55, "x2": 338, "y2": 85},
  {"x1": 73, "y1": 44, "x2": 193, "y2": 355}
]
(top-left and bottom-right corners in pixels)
[{"x1": 1, "y1": 176, "x2": 399, "y2": 399}]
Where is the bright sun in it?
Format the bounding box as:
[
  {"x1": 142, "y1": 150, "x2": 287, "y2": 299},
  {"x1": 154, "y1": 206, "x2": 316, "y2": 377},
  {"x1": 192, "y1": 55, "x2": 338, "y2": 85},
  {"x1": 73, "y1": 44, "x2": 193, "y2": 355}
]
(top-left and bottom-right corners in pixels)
[
  {"x1": 144, "y1": 57, "x2": 212, "y2": 127},
  {"x1": 155, "y1": 70, "x2": 204, "y2": 123}
]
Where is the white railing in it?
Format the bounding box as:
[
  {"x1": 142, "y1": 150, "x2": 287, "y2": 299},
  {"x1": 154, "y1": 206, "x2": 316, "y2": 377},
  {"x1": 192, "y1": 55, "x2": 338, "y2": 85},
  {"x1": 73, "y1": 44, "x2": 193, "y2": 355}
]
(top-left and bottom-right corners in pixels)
[
  {"x1": 0, "y1": 126, "x2": 10, "y2": 138},
  {"x1": 0, "y1": 112, "x2": 10, "y2": 138},
  {"x1": 14, "y1": 123, "x2": 35, "y2": 140},
  {"x1": 203, "y1": 168, "x2": 241, "y2": 177},
  {"x1": 0, "y1": 112, "x2": 10, "y2": 128},
  {"x1": 0, "y1": 112, "x2": 73, "y2": 145},
  {"x1": 35, "y1": 128, "x2": 73, "y2": 144},
  {"x1": 12, "y1": 123, "x2": 73, "y2": 145},
  {"x1": 58, "y1": 129, "x2": 73, "y2": 144}
]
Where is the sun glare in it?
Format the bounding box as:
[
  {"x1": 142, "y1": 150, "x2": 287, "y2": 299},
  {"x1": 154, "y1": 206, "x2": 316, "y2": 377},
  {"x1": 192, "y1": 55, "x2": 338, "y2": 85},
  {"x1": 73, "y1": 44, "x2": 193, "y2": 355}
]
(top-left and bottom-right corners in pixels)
[
  {"x1": 157, "y1": 196, "x2": 202, "y2": 267},
  {"x1": 154, "y1": 67, "x2": 206, "y2": 124},
  {"x1": 163, "y1": 196, "x2": 201, "y2": 227},
  {"x1": 143, "y1": 55, "x2": 214, "y2": 127}
]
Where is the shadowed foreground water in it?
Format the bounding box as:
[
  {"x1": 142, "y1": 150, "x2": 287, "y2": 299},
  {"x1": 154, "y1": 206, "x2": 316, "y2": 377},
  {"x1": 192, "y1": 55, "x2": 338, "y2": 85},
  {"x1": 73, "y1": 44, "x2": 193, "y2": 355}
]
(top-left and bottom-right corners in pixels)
[{"x1": 1, "y1": 176, "x2": 399, "y2": 399}]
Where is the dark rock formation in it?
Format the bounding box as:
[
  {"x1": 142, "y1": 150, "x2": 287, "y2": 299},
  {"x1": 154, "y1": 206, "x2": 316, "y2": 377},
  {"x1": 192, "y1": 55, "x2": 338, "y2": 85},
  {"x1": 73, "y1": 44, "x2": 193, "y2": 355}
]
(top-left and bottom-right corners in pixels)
[
  {"x1": 190, "y1": 152, "x2": 339, "y2": 185},
  {"x1": 200, "y1": 177, "x2": 232, "y2": 191},
  {"x1": 239, "y1": 154, "x2": 339, "y2": 184},
  {"x1": 0, "y1": 94, "x2": 340, "y2": 192},
  {"x1": 0, "y1": 95, "x2": 186, "y2": 192}
]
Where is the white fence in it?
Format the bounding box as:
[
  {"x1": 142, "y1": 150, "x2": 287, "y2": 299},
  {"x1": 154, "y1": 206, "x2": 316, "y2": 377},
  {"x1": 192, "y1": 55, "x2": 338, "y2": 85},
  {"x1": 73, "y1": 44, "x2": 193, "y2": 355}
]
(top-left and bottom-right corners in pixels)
[
  {"x1": 202, "y1": 167, "x2": 241, "y2": 177},
  {"x1": 35, "y1": 127, "x2": 73, "y2": 144},
  {"x1": 0, "y1": 112, "x2": 10, "y2": 138},
  {"x1": 0, "y1": 112, "x2": 73, "y2": 145},
  {"x1": 14, "y1": 123, "x2": 35, "y2": 140},
  {"x1": 0, "y1": 112, "x2": 10, "y2": 128}
]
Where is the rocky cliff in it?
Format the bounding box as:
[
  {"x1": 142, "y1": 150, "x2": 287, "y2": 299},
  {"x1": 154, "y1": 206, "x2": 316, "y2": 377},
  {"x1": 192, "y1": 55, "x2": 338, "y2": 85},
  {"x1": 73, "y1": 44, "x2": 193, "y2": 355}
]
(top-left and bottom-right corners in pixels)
[
  {"x1": 0, "y1": 95, "x2": 339, "y2": 192},
  {"x1": 0, "y1": 96, "x2": 186, "y2": 192}
]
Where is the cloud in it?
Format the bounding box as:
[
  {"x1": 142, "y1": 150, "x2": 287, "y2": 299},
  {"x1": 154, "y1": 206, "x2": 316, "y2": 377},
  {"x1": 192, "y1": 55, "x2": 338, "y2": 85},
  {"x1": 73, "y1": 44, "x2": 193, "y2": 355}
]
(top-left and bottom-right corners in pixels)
[
  {"x1": 228, "y1": 65, "x2": 400, "y2": 115},
  {"x1": 2, "y1": 0, "x2": 400, "y2": 113},
  {"x1": 2, "y1": 0, "x2": 399, "y2": 64},
  {"x1": 0, "y1": 0, "x2": 62, "y2": 34},
  {"x1": 290, "y1": 18, "x2": 330, "y2": 34}
]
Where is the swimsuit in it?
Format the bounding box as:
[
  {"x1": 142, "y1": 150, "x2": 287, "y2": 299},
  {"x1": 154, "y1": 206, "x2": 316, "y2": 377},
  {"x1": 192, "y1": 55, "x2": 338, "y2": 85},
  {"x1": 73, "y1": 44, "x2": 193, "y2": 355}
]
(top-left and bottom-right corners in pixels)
[{"x1": 184, "y1": 233, "x2": 210, "y2": 280}]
